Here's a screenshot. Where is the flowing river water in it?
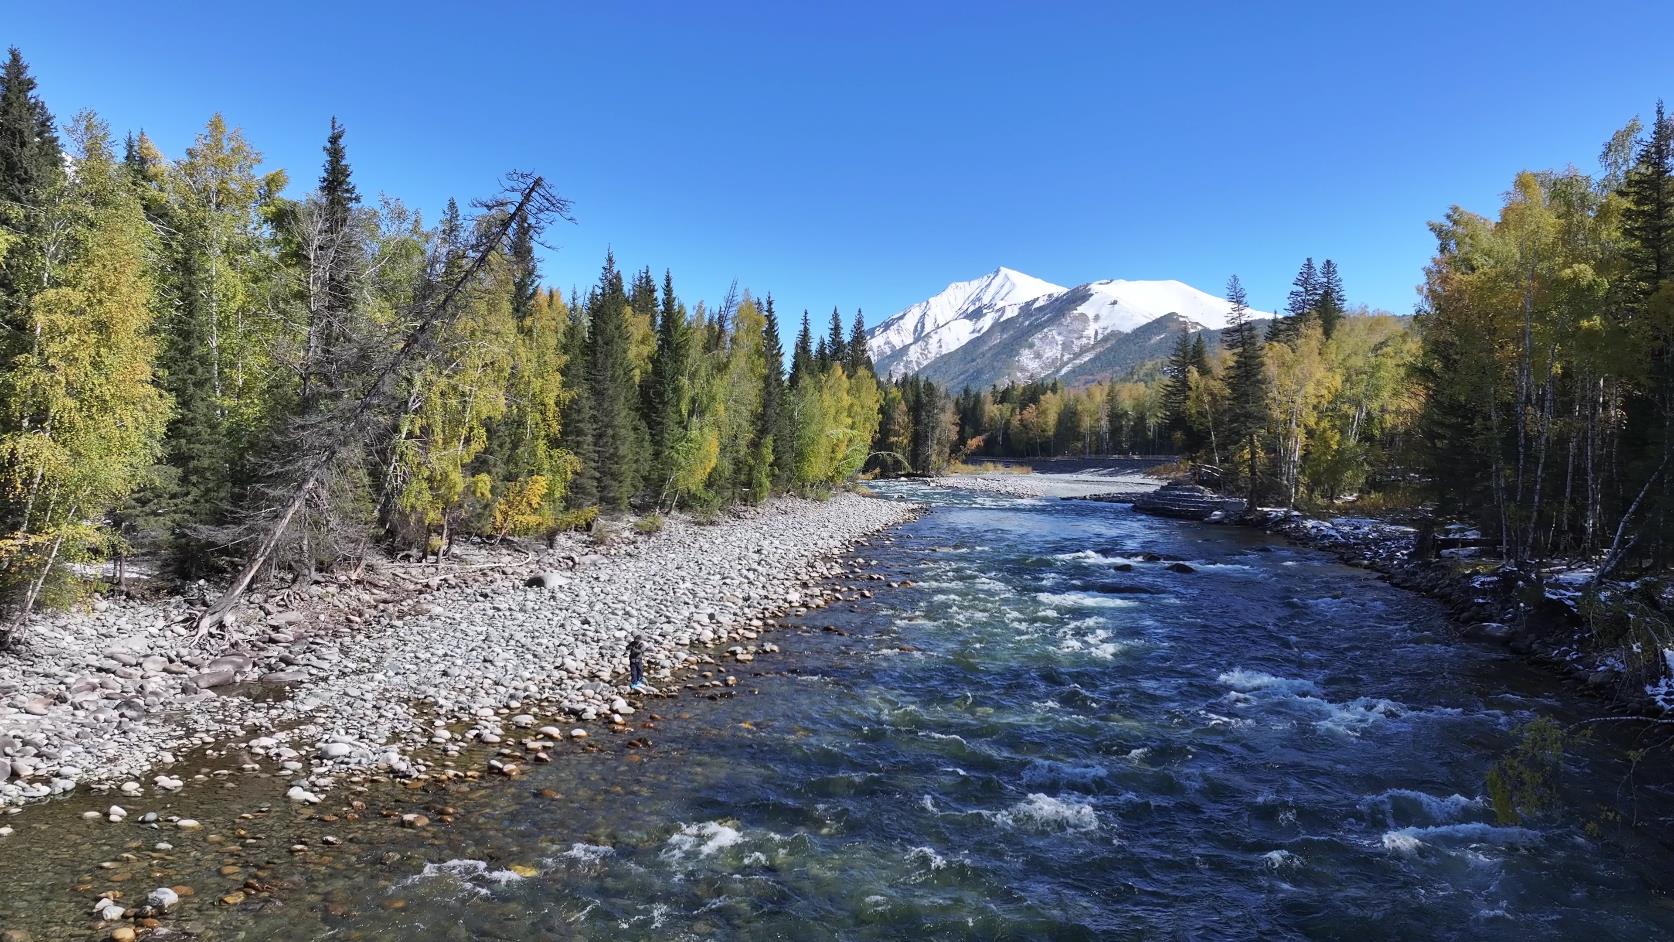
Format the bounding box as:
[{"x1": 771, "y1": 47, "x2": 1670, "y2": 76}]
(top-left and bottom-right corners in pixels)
[{"x1": 6, "y1": 481, "x2": 1674, "y2": 940}]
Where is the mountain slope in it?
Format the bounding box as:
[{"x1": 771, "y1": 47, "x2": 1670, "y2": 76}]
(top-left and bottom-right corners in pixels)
[
  {"x1": 869, "y1": 267, "x2": 1063, "y2": 379},
  {"x1": 869, "y1": 268, "x2": 1267, "y2": 389}
]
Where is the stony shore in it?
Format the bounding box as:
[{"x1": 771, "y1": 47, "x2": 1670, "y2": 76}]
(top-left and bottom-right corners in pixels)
[
  {"x1": 937, "y1": 470, "x2": 1160, "y2": 500},
  {"x1": 0, "y1": 492, "x2": 921, "y2": 817}
]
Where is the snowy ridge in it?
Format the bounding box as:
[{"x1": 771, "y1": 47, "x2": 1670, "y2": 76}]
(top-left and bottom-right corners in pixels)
[
  {"x1": 869, "y1": 267, "x2": 1270, "y2": 387},
  {"x1": 867, "y1": 267, "x2": 1064, "y2": 378}
]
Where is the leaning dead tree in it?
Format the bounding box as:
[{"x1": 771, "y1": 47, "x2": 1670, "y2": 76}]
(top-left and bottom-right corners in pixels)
[{"x1": 193, "y1": 174, "x2": 571, "y2": 642}]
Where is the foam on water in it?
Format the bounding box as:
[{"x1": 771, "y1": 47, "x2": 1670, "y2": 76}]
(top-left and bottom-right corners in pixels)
[
  {"x1": 1217, "y1": 669, "x2": 1322, "y2": 696},
  {"x1": 561, "y1": 842, "x2": 615, "y2": 862},
  {"x1": 1036, "y1": 591, "x2": 1140, "y2": 610},
  {"x1": 661, "y1": 821, "x2": 747, "y2": 860},
  {"x1": 1381, "y1": 823, "x2": 1541, "y2": 856},
  {"x1": 1261, "y1": 849, "x2": 1303, "y2": 869},
  {"x1": 906, "y1": 845, "x2": 950, "y2": 870},
  {"x1": 991, "y1": 793, "x2": 1102, "y2": 832},
  {"x1": 1360, "y1": 789, "x2": 1487, "y2": 827},
  {"x1": 402, "y1": 858, "x2": 528, "y2": 898}
]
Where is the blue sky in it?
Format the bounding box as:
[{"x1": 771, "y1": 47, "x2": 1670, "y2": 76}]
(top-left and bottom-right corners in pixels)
[{"x1": 8, "y1": 1, "x2": 1672, "y2": 323}]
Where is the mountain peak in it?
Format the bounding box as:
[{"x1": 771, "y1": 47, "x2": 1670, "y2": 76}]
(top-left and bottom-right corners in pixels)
[{"x1": 869, "y1": 269, "x2": 1271, "y2": 386}]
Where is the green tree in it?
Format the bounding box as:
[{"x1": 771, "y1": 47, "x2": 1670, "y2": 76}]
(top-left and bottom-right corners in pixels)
[
  {"x1": 0, "y1": 114, "x2": 171, "y2": 643},
  {"x1": 1222, "y1": 275, "x2": 1271, "y2": 503}
]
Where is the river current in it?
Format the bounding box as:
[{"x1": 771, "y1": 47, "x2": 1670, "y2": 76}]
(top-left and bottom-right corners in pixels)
[{"x1": 9, "y1": 481, "x2": 1674, "y2": 940}]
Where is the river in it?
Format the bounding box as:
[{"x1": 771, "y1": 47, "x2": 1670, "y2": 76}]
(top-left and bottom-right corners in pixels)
[{"x1": 6, "y1": 481, "x2": 1674, "y2": 940}]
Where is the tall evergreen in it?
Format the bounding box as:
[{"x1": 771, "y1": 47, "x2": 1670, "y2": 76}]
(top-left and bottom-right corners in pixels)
[
  {"x1": 1270, "y1": 257, "x2": 1320, "y2": 343},
  {"x1": 560, "y1": 293, "x2": 598, "y2": 509},
  {"x1": 0, "y1": 46, "x2": 62, "y2": 307},
  {"x1": 508, "y1": 213, "x2": 538, "y2": 320},
  {"x1": 301, "y1": 117, "x2": 362, "y2": 413},
  {"x1": 759, "y1": 294, "x2": 791, "y2": 488},
  {"x1": 791, "y1": 311, "x2": 815, "y2": 386},
  {"x1": 826, "y1": 306, "x2": 847, "y2": 368},
  {"x1": 1222, "y1": 275, "x2": 1271, "y2": 503},
  {"x1": 0, "y1": 47, "x2": 60, "y2": 213},
  {"x1": 1316, "y1": 259, "x2": 1346, "y2": 337},
  {"x1": 1162, "y1": 330, "x2": 1196, "y2": 445},
  {"x1": 1622, "y1": 101, "x2": 1674, "y2": 300},
  {"x1": 644, "y1": 269, "x2": 690, "y2": 498},
  {"x1": 846, "y1": 309, "x2": 872, "y2": 374},
  {"x1": 585, "y1": 251, "x2": 640, "y2": 511}
]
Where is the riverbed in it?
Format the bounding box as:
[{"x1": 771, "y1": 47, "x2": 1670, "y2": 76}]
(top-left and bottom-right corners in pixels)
[{"x1": 5, "y1": 480, "x2": 1674, "y2": 940}]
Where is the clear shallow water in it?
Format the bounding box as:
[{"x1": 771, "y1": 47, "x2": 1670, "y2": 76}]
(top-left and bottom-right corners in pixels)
[{"x1": 11, "y1": 482, "x2": 1674, "y2": 939}]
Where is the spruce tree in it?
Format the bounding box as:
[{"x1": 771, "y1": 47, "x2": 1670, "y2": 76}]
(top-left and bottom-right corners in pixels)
[
  {"x1": 1316, "y1": 259, "x2": 1346, "y2": 338},
  {"x1": 1162, "y1": 329, "x2": 1196, "y2": 447},
  {"x1": 644, "y1": 269, "x2": 690, "y2": 500},
  {"x1": 1271, "y1": 257, "x2": 1320, "y2": 344},
  {"x1": 585, "y1": 251, "x2": 641, "y2": 512},
  {"x1": 791, "y1": 311, "x2": 815, "y2": 385},
  {"x1": 846, "y1": 309, "x2": 872, "y2": 374},
  {"x1": 1223, "y1": 275, "x2": 1271, "y2": 504},
  {"x1": 759, "y1": 294, "x2": 790, "y2": 490},
  {"x1": 1622, "y1": 101, "x2": 1674, "y2": 299},
  {"x1": 0, "y1": 46, "x2": 63, "y2": 309},
  {"x1": 508, "y1": 213, "x2": 538, "y2": 320},
  {"x1": 827, "y1": 306, "x2": 847, "y2": 368},
  {"x1": 560, "y1": 295, "x2": 598, "y2": 510},
  {"x1": 0, "y1": 47, "x2": 60, "y2": 213}
]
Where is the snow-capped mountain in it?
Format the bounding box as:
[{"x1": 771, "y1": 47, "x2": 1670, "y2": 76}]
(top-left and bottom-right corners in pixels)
[
  {"x1": 867, "y1": 267, "x2": 1063, "y2": 378},
  {"x1": 869, "y1": 267, "x2": 1268, "y2": 389}
]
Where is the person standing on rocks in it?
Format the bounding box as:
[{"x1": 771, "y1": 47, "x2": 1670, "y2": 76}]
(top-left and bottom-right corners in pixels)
[{"x1": 627, "y1": 635, "x2": 649, "y2": 692}]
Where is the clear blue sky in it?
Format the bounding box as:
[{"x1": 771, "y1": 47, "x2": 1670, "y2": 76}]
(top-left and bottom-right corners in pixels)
[{"x1": 8, "y1": 1, "x2": 1672, "y2": 322}]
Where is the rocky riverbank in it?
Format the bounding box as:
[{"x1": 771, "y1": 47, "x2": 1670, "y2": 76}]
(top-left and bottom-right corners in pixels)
[
  {"x1": 937, "y1": 469, "x2": 1162, "y2": 500},
  {"x1": 0, "y1": 492, "x2": 920, "y2": 817}
]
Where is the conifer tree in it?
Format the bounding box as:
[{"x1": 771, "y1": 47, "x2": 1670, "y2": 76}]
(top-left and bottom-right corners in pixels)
[
  {"x1": 1162, "y1": 330, "x2": 1196, "y2": 447},
  {"x1": 1222, "y1": 275, "x2": 1271, "y2": 503},
  {"x1": 508, "y1": 213, "x2": 538, "y2": 320},
  {"x1": 0, "y1": 47, "x2": 60, "y2": 215},
  {"x1": 585, "y1": 251, "x2": 640, "y2": 511},
  {"x1": 1316, "y1": 259, "x2": 1346, "y2": 337},
  {"x1": 0, "y1": 46, "x2": 63, "y2": 309},
  {"x1": 644, "y1": 269, "x2": 690, "y2": 501},
  {"x1": 827, "y1": 306, "x2": 847, "y2": 367},
  {"x1": 791, "y1": 311, "x2": 815, "y2": 386},
  {"x1": 759, "y1": 294, "x2": 791, "y2": 489},
  {"x1": 1270, "y1": 257, "x2": 1320, "y2": 344},
  {"x1": 1622, "y1": 101, "x2": 1674, "y2": 299},
  {"x1": 846, "y1": 309, "x2": 872, "y2": 374},
  {"x1": 559, "y1": 293, "x2": 597, "y2": 510}
]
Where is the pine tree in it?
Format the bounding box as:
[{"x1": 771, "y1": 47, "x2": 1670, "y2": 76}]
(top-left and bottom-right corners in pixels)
[
  {"x1": 1162, "y1": 329, "x2": 1196, "y2": 447},
  {"x1": 846, "y1": 309, "x2": 872, "y2": 374},
  {"x1": 1271, "y1": 257, "x2": 1320, "y2": 344},
  {"x1": 826, "y1": 306, "x2": 847, "y2": 367},
  {"x1": 791, "y1": 311, "x2": 815, "y2": 386},
  {"x1": 0, "y1": 47, "x2": 60, "y2": 214},
  {"x1": 585, "y1": 251, "x2": 641, "y2": 512},
  {"x1": 1316, "y1": 259, "x2": 1346, "y2": 338},
  {"x1": 1222, "y1": 275, "x2": 1271, "y2": 504},
  {"x1": 560, "y1": 294, "x2": 598, "y2": 510},
  {"x1": 0, "y1": 46, "x2": 63, "y2": 308},
  {"x1": 300, "y1": 117, "x2": 363, "y2": 414},
  {"x1": 508, "y1": 213, "x2": 538, "y2": 320},
  {"x1": 759, "y1": 294, "x2": 790, "y2": 490},
  {"x1": 1622, "y1": 101, "x2": 1674, "y2": 300},
  {"x1": 644, "y1": 269, "x2": 690, "y2": 502}
]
